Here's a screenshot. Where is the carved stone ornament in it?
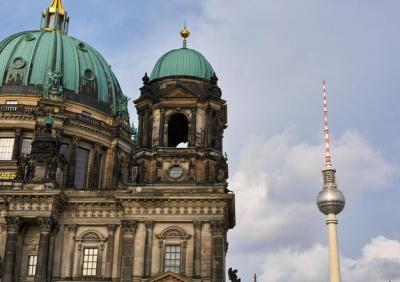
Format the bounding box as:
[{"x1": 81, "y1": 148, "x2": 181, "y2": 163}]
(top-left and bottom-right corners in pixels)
[
  {"x1": 5, "y1": 216, "x2": 23, "y2": 233},
  {"x1": 107, "y1": 224, "x2": 117, "y2": 234},
  {"x1": 120, "y1": 220, "x2": 137, "y2": 235},
  {"x1": 210, "y1": 220, "x2": 225, "y2": 235},
  {"x1": 38, "y1": 217, "x2": 56, "y2": 233},
  {"x1": 193, "y1": 221, "x2": 203, "y2": 230},
  {"x1": 145, "y1": 221, "x2": 155, "y2": 230}
]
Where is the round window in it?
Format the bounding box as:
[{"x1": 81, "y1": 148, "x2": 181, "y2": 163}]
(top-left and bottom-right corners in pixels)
[
  {"x1": 84, "y1": 69, "x2": 95, "y2": 81},
  {"x1": 169, "y1": 165, "x2": 183, "y2": 179},
  {"x1": 13, "y1": 57, "x2": 25, "y2": 69}
]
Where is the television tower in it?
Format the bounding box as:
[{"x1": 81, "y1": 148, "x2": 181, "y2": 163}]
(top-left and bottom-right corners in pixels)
[{"x1": 316, "y1": 81, "x2": 345, "y2": 282}]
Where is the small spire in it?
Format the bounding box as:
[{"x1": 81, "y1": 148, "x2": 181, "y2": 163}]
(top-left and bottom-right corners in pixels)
[
  {"x1": 180, "y1": 22, "x2": 190, "y2": 48},
  {"x1": 49, "y1": 0, "x2": 65, "y2": 16},
  {"x1": 322, "y1": 81, "x2": 333, "y2": 167},
  {"x1": 41, "y1": 0, "x2": 69, "y2": 33}
]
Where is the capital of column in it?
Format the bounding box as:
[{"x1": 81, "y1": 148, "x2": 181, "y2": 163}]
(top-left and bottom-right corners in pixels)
[
  {"x1": 38, "y1": 217, "x2": 56, "y2": 233},
  {"x1": 68, "y1": 224, "x2": 78, "y2": 233},
  {"x1": 210, "y1": 220, "x2": 225, "y2": 235},
  {"x1": 145, "y1": 221, "x2": 154, "y2": 230},
  {"x1": 5, "y1": 216, "x2": 23, "y2": 233},
  {"x1": 15, "y1": 128, "x2": 23, "y2": 137},
  {"x1": 121, "y1": 220, "x2": 138, "y2": 235},
  {"x1": 107, "y1": 224, "x2": 117, "y2": 234},
  {"x1": 193, "y1": 221, "x2": 203, "y2": 231}
]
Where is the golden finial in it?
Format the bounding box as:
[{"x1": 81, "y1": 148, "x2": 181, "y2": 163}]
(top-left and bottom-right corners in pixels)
[
  {"x1": 180, "y1": 26, "x2": 190, "y2": 39},
  {"x1": 49, "y1": 0, "x2": 65, "y2": 16},
  {"x1": 180, "y1": 22, "x2": 190, "y2": 48}
]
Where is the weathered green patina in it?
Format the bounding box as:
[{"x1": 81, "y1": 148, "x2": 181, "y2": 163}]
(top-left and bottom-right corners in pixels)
[
  {"x1": 0, "y1": 3, "x2": 128, "y2": 116},
  {"x1": 150, "y1": 47, "x2": 215, "y2": 81}
]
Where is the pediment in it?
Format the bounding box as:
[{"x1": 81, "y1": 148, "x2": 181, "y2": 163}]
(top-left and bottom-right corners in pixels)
[
  {"x1": 148, "y1": 272, "x2": 191, "y2": 282},
  {"x1": 160, "y1": 85, "x2": 197, "y2": 99}
]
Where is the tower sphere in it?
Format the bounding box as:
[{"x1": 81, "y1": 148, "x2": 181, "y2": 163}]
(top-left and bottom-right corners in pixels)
[{"x1": 316, "y1": 187, "x2": 345, "y2": 215}]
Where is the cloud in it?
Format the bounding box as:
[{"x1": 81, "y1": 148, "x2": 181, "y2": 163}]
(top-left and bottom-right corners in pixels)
[
  {"x1": 258, "y1": 236, "x2": 400, "y2": 282},
  {"x1": 227, "y1": 130, "x2": 398, "y2": 280}
]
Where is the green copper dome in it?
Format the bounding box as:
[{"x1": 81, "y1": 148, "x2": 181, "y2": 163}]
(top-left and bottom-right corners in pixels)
[
  {"x1": 0, "y1": 29, "x2": 128, "y2": 116},
  {"x1": 150, "y1": 47, "x2": 215, "y2": 81}
]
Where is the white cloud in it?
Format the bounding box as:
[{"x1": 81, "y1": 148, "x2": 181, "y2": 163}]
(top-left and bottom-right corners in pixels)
[
  {"x1": 227, "y1": 130, "x2": 398, "y2": 280},
  {"x1": 257, "y1": 237, "x2": 400, "y2": 282}
]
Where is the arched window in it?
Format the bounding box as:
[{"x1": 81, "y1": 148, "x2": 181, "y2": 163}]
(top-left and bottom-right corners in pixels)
[
  {"x1": 168, "y1": 113, "x2": 188, "y2": 148},
  {"x1": 76, "y1": 231, "x2": 106, "y2": 277},
  {"x1": 156, "y1": 226, "x2": 191, "y2": 275}
]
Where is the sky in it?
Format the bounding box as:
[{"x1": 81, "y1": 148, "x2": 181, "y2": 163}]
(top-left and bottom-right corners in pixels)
[{"x1": 1, "y1": 0, "x2": 400, "y2": 281}]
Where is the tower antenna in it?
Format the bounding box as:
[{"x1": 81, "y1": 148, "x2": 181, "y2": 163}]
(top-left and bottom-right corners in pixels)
[{"x1": 323, "y1": 81, "x2": 332, "y2": 167}]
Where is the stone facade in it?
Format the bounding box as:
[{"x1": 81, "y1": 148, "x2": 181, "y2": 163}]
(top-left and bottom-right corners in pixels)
[{"x1": 0, "y1": 72, "x2": 235, "y2": 281}]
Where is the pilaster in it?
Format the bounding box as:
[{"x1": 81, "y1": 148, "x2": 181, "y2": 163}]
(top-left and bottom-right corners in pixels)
[
  {"x1": 193, "y1": 221, "x2": 203, "y2": 278},
  {"x1": 210, "y1": 220, "x2": 226, "y2": 282},
  {"x1": 105, "y1": 224, "x2": 117, "y2": 278},
  {"x1": 3, "y1": 216, "x2": 23, "y2": 282},
  {"x1": 143, "y1": 221, "x2": 154, "y2": 278},
  {"x1": 120, "y1": 220, "x2": 137, "y2": 282},
  {"x1": 34, "y1": 217, "x2": 56, "y2": 282}
]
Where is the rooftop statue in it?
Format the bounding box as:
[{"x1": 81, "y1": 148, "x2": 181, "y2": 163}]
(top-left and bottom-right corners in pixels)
[{"x1": 228, "y1": 268, "x2": 241, "y2": 282}]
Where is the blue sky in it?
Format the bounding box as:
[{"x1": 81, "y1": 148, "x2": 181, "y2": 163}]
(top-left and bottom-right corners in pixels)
[{"x1": 2, "y1": 1, "x2": 400, "y2": 281}]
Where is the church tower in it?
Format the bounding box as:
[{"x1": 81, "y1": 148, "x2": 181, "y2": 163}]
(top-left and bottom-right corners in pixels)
[{"x1": 125, "y1": 26, "x2": 236, "y2": 281}]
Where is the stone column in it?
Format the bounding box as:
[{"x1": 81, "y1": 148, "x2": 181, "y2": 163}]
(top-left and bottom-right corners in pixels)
[
  {"x1": 143, "y1": 221, "x2": 154, "y2": 278},
  {"x1": 12, "y1": 128, "x2": 23, "y2": 160},
  {"x1": 138, "y1": 113, "x2": 144, "y2": 147},
  {"x1": 182, "y1": 241, "x2": 187, "y2": 276},
  {"x1": 193, "y1": 221, "x2": 203, "y2": 278},
  {"x1": 66, "y1": 137, "x2": 79, "y2": 187},
  {"x1": 120, "y1": 220, "x2": 137, "y2": 282},
  {"x1": 35, "y1": 217, "x2": 56, "y2": 282},
  {"x1": 206, "y1": 107, "x2": 212, "y2": 148},
  {"x1": 3, "y1": 217, "x2": 22, "y2": 282},
  {"x1": 210, "y1": 220, "x2": 226, "y2": 282},
  {"x1": 159, "y1": 109, "x2": 165, "y2": 146},
  {"x1": 88, "y1": 143, "x2": 101, "y2": 189},
  {"x1": 65, "y1": 224, "x2": 77, "y2": 279},
  {"x1": 190, "y1": 108, "x2": 197, "y2": 147},
  {"x1": 105, "y1": 224, "x2": 116, "y2": 279},
  {"x1": 142, "y1": 111, "x2": 149, "y2": 148}
]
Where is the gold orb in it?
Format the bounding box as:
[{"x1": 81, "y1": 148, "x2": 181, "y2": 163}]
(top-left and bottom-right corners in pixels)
[{"x1": 180, "y1": 27, "x2": 190, "y2": 39}]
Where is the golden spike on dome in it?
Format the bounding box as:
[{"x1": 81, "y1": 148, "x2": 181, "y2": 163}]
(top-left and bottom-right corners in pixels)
[{"x1": 49, "y1": 0, "x2": 65, "y2": 16}]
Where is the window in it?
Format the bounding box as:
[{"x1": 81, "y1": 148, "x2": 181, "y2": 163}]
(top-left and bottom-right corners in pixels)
[
  {"x1": 74, "y1": 147, "x2": 90, "y2": 188},
  {"x1": 164, "y1": 245, "x2": 181, "y2": 273},
  {"x1": 59, "y1": 143, "x2": 69, "y2": 159},
  {"x1": 0, "y1": 138, "x2": 15, "y2": 160},
  {"x1": 21, "y1": 138, "x2": 32, "y2": 156},
  {"x1": 168, "y1": 113, "x2": 188, "y2": 147},
  {"x1": 82, "y1": 248, "x2": 98, "y2": 276},
  {"x1": 27, "y1": 255, "x2": 37, "y2": 276}
]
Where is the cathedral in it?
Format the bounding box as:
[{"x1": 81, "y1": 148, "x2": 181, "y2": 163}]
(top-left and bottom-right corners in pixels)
[{"x1": 0, "y1": 1, "x2": 235, "y2": 281}]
